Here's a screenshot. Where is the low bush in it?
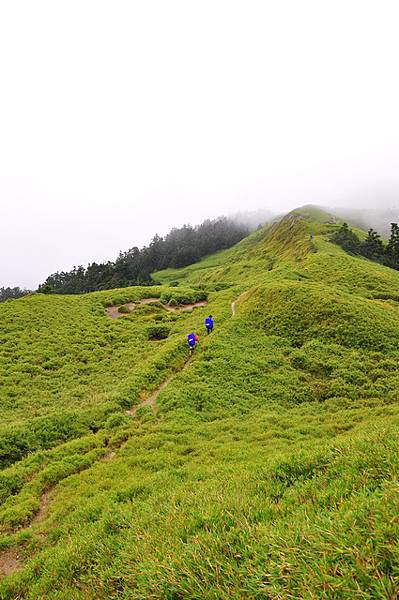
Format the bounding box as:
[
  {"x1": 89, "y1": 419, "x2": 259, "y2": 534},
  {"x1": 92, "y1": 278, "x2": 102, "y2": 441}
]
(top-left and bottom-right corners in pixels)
[
  {"x1": 0, "y1": 472, "x2": 24, "y2": 505},
  {"x1": 146, "y1": 325, "x2": 170, "y2": 341},
  {"x1": 117, "y1": 304, "x2": 130, "y2": 314},
  {"x1": 160, "y1": 288, "x2": 207, "y2": 305},
  {"x1": 0, "y1": 404, "x2": 119, "y2": 469},
  {"x1": 105, "y1": 413, "x2": 130, "y2": 429}
]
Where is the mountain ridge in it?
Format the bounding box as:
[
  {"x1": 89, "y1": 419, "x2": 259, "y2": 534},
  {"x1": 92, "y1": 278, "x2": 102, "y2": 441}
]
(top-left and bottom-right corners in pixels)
[{"x1": 1, "y1": 207, "x2": 399, "y2": 598}]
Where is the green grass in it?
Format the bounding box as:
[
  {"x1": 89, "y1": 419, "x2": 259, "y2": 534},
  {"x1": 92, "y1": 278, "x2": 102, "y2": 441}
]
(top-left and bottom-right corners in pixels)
[{"x1": 1, "y1": 206, "x2": 399, "y2": 598}]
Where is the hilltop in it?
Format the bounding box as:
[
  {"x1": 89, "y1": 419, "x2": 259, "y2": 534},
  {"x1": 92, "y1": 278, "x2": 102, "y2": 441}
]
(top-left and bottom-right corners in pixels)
[{"x1": 1, "y1": 207, "x2": 399, "y2": 599}]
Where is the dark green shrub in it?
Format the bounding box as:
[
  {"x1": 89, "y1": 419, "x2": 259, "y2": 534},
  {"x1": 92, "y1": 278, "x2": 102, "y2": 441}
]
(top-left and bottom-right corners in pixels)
[
  {"x1": 105, "y1": 413, "x2": 130, "y2": 429},
  {"x1": 160, "y1": 288, "x2": 207, "y2": 305},
  {"x1": 0, "y1": 405, "x2": 119, "y2": 468},
  {"x1": 213, "y1": 282, "x2": 232, "y2": 291},
  {"x1": 291, "y1": 351, "x2": 309, "y2": 370},
  {"x1": 146, "y1": 324, "x2": 170, "y2": 340},
  {"x1": 372, "y1": 291, "x2": 399, "y2": 302},
  {"x1": 118, "y1": 304, "x2": 130, "y2": 314},
  {"x1": 0, "y1": 473, "x2": 24, "y2": 505},
  {"x1": 134, "y1": 303, "x2": 161, "y2": 314}
]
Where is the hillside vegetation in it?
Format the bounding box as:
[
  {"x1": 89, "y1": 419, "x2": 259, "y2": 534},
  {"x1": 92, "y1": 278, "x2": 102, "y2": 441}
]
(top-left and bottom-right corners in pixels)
[
  {"x1": 1, "y1": 206, "x2": 399, "y2": 598},
  {"x1": 38, "y1": 216, "x2": 253, "y2": 294}
]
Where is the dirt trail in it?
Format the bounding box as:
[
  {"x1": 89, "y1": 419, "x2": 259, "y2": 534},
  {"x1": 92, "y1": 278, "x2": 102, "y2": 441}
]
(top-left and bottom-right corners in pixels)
[
  {"x1": 106, "y1": 302, "x2": 136, "y2": 319},
  {"x1": 1, "y1": 294, "x2": 243, "y2": 579},
  {"x1": 31, "y1": 490, "x2": 51, "y2": 525},
  {"x1": 231, "y1": 299, "x2": 237, "y2": 316},
  {"x1": 124, "y1": 293, "x2": 243, "y2": 417},
  {"x1": 125, "y1": 377, "x2": 172, "y2": 417},
  {"x1": 231, "y1": 291, "x2": 249, "y2": 317},
  {"x1": 103, "y1": 451, "x2": 116, "y2": 461},
  {"x1": 0, "y1": 488, "x2": 52, "y2": 579},
  {"x1": 1, "y1": 356, "x2": 191, "y2": 581},
  {"x1": 138, "y1": 297, "x2": 160, "y2": 305},
  {"x1": 125, "y1": 359, "x2": 192, "y2": 419},
  {"x1": 0, "y1": 550, "x2": 23, "y2": 578},
  {"x1": 106, "y1": 298, "x2": 208, "y2": 319},
  {"x1": 0, "y1": 436, "x2": 134, "y2": 579}
]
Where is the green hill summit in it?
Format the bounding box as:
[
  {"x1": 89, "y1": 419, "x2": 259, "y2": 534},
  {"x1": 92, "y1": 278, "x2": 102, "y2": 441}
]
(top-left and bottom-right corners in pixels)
[{"x1": 1, "y1": 208, "x2": 399, "y2": 598}]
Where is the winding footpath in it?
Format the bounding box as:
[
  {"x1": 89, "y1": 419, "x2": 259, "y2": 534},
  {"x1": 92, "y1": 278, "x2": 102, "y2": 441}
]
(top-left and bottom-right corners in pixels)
[
  {"x1": 125, "y1": 358, "x2": 192, "y2": 420},
  {"x1": 231, "y1": 290, "x2": 248, "y2": 317},
  {"x1": 0, "y1": 489, "x2": 54, "y2": 577},
  {"x1": 231, "y1": 299, "x2": 237, "y2": 316},
  {"x1": 0, "y1": 292, "x2": 246, "y2": 579},
  {"x1": 124, "y1": 292, "x2": 245, "y2": 419}
]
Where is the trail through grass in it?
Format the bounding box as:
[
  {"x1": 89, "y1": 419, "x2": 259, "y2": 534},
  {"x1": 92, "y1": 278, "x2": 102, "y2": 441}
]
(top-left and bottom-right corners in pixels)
[
  {"x1": 1, "y1": 207, "x2": 399, "y2": 598},
  {"x1": 125, "y1": 356, "x2": 194, "y2": 419}
]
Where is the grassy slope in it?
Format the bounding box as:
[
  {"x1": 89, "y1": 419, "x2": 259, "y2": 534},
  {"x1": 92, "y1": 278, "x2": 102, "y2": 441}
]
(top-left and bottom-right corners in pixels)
[{"x1": 1, "y1": 207, "x2": 399, "y2": 598}]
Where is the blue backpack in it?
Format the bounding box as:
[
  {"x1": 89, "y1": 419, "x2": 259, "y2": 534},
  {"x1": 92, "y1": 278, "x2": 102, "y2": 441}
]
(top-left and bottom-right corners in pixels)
[
  {"x1": 187, "y1": 333, "x2": 196, "y2": 346},
  {"x1": 205, "y1": 317, "x2": 213, "y2": 329}
]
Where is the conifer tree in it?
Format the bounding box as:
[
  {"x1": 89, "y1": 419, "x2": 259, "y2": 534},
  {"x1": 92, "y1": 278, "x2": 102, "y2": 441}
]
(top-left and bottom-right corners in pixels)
[
  {"x1": 361, "y1": 228, "x2": 385, "y2": 262},
  {"x1": 385, "y1": 223, "x2": 399, "y2": 269},
  {"x1": 330, "y1": 223, "x2": 361, "y2": 254},
  {"x1": 37, "y1": 216, "x2": 252, "y2": 294}
]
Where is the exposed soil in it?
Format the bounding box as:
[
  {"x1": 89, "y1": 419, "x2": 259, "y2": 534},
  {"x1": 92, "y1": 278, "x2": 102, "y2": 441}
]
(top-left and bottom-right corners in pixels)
[
  {"x1": 125, "y1": 377, "x2": 172, "y2": 417},
  {"x1": 0, "y1": 550, "x2": 23, "y2": 577},
  {"x1": 139, "y1": 297, "x2": 161, "y2": 305},
  {"x1": 0, "y1": 451, "x2": 121, "y2": 578},
  {"x1": 106, "y1": 298, "x2": 208, "y2": 319},
  {"x1": 1, "y1": 486, "x2": 68, "y2": 578},
  {"x1": 231, "y1": 299, "x2": 237, "y2": 317},
  {"x1": 125, "y1": 359, "x2": 192, "y2": 419},
  {"x1": 231, "y1": 291, "x2": 249, "y2": 316},
  {"x1": 31, "y1": 489, "x2": 52, "y2": 525},
  {"x1": 165, "y1": 300, "x2": 208, "y2": 312},
  {"x1": 102, "y1": 451, "x2": 116, "y2": 461},
  {"x1": 106, "y1": 306, "x2": 119, "y2": 319},
  {"x1": 105, "y1": 302, "x2": 136, "y2": 319}
]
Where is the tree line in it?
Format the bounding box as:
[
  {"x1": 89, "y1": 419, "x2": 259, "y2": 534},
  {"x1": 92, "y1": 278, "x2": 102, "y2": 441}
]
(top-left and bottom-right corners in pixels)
[
  {"x1": 38, "y1": 216, "x2": 251, "y2": 294},
  {"x1": 331, "y1": 222, "x2": 399, "y2": 270},
  {"x1": 0, "y1": 287, "x2": 31, "y2": 303}
]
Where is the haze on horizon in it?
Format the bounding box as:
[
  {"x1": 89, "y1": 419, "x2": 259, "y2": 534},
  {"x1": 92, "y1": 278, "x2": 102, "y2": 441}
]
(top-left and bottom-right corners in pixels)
[{"x1": 1, "y1": 1, "x2": 398, "y2": 289}]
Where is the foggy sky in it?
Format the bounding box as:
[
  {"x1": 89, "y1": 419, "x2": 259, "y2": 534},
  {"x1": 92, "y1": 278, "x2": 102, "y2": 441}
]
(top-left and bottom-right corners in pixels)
[{"x1": 1, "y1": 1, "x2": 399, "y2": 289}]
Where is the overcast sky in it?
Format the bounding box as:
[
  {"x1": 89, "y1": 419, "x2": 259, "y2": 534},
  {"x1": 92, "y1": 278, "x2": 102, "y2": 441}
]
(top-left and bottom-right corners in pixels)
[{"x1": 1, "y1": 1, "x2": 398, "y2": 289}]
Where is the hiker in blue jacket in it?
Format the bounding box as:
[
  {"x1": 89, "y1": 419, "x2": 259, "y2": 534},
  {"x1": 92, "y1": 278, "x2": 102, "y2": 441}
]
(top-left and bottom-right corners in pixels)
[
  {"x1": 187, "y1": 332, "x2": 198, "y2": 355},
  {"x1": 205, "y1": 315, "x2": 214, "y2": 335}
]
